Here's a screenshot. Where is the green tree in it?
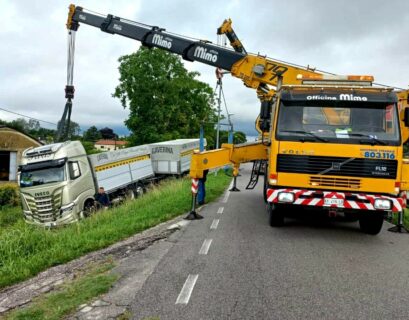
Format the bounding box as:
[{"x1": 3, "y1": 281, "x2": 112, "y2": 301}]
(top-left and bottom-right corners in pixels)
[
  {"x1": 83, "y1": 126, "x2": 102, "y2": 142},
  {"x1": 113, "y1": 47, "x2": 217, "y2": 145},
  {"x1": 219, "y1": 130, "x2": 247, "y2": 145},
  {"x1": 56, "y1": 120, "x2": 81, "y2": 140},
  {"x1": 81, "y1": 141, "x2": 101, "y2": 155},
  {"x1": 9, "y1": 118, "x2": 29, "y2": 133}
]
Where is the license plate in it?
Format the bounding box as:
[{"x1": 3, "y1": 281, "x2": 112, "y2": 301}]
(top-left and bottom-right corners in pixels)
[{"x1": 324, "y1": 198, "x2": 344, "y2": 206}]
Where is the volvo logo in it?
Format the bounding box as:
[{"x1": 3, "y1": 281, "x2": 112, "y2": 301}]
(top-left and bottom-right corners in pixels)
[{"x1": 331, "y1": 163, "x2": 342, "y2": 171}]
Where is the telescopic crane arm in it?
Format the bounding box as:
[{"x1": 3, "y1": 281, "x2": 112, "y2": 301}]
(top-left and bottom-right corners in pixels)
[{"x1": 66, "y1": 5, "x2": 323, "y2": 98}]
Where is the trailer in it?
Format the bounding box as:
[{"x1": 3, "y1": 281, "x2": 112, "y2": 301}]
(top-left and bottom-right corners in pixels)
[
  {"x1": 149, "y1": 139, "x2": 205, "y2": 175},
  {"x1": 88, "y1": 144, "x2": 154, "y2": 194}
]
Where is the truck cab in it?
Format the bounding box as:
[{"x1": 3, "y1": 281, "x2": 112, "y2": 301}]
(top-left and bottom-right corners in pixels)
[
  {"x1": 265, "y1": 78, "x2": 407, "y2": 234},
  {"x1": 19, "y1": 141, "x2": 95, "y2": 226}
]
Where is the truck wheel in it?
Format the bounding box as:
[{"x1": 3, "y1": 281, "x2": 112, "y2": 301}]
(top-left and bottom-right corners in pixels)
[
  {"x1": 135, "y1": 183, "x2": 145, "y2": 197},
  {"x1": 263, "y1": 164, "x2": 268, "y2": 203},
  {"x1": 359, "y1": 212, "x2": 384, "y2": 235},
  {"x1": 268, "y1": 203, "x2": 285, "y2": 227},
  {"x1": 83, "y1": 201, "x2": 96, "y2": 218},
  {"x1": 125, "y1": 189, "x2": 136, "y2": 200}
]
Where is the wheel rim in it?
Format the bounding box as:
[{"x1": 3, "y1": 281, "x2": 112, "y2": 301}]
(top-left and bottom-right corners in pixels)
[{"x1": 136, "y1": 186, "x2": 144, "y2": 197}]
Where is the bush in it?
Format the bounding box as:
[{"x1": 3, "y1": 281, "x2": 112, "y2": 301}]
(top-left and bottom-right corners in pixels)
[{"x1": 0, "y1": 183, "x2": 20, "y2": 206}]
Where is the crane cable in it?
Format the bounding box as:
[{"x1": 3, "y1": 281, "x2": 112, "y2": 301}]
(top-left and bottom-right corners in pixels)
[{"x1": 56, "y1": 29, "x2": 76, "y2": 142}]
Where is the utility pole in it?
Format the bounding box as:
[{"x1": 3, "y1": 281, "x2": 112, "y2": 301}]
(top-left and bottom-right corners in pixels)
[{"x1": 216, "y1": 79, "x2": 222, "y2": 149}]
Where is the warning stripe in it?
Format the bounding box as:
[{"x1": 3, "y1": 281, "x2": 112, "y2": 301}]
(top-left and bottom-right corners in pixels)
[
  {"x1": 191, "y1": 178, "x2": 199, "y2": 194},
  {"x1": 180, "y1": 150, "x2": 194, "y2": 157},
  {"x1": 267, "y1": 188, "x2": 404, "y2": 212},
  {"x1": 94, "y1": 155, "x2": 150, "y2": 172}
]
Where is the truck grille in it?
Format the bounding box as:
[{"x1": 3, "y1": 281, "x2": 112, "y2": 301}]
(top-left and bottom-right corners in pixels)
[
  {"x1": 277, "y1": 155, "x2": 397, "y2": 179},
  {"x1": 309, "y1": 176, "x2": 361, "y2": 189},
  {"x1": 25, "y1": 190, "x2": 63, "y2": 223}
]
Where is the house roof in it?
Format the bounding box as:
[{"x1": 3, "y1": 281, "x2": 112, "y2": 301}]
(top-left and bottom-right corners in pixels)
[{"x1": 95, "y1": 139, "x2": 127, "y2": 146}]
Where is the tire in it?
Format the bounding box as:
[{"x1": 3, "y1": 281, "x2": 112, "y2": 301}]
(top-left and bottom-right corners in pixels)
[
  {"x1": 135, "y1": 183, "x2": 146, "y2": 197},
  {"x1": 263, "y1": 163, "x2": 268, "y2": 203},
  {"x1": 83, "y1": 200, "x2": 96, "y2": 218},
  {"x1": 268, "y1": 203, "x2": 285, "y2": 227},
  {"x1": 359, "y1": 212, "x2": 384, "y2": 235},
  {"x1": 125, "y1": 188, "x2": 136, "y2": 200}
]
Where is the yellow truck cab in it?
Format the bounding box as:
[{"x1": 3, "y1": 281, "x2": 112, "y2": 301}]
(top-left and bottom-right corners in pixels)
[{"x1": 265, "y1": 77, "x2": 408, "y2": 234}]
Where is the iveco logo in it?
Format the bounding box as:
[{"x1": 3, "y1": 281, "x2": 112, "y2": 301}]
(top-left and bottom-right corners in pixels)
[
  {"x1": 79, "y1": 14, "x2": 86, "y2": 21},
  {"x1": 35, "y1": 191, "x2": 50, "y2": 197}
]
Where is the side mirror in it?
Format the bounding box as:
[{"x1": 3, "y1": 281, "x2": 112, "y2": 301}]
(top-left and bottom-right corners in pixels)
[
  {"x1": 69, "y1": 161, "x2": 81, "y2": 180},
  {"x1": 259, "y1": 101, "x2": 271, "y2": 131},
  {"x1": 405, "y1": 108, "x2": 409, "y2": 127}
]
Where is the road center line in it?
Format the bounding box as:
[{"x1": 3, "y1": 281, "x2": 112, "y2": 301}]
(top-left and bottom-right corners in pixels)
[
  {"x1": 222, "y1": 191, "x2": 230, "y2": 203},
  {"x1": 175, "y1": 274, "x2": 199, "y2": 305},
  {"x1": 210, "y1": 219, "x2": 219, "y2": 230},
  {"x1": 217, "y1": 207, "x2": 224, "y2": 214},
  {"x1": 199, "y1": 239, "x2": 213, "y2": 255}
]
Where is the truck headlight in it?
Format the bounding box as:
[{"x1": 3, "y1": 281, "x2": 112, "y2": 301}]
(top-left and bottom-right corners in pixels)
[
  {"x1": 60, "y1": 202, "x2": 75, "y2": 214},
  {"x1": 278, "y1": 192, "x2": 294, "y2": 203},
  {"x1": 374, "y1": 199, "x2": 391, "y2": 210}
]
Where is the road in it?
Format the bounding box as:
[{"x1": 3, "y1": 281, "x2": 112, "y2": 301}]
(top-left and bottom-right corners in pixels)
[{"x1": 131, "y1": 164, "x2": 409, "y2": 320}]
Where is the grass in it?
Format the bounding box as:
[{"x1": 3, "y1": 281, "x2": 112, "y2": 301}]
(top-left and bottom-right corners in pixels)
[
  {"x1": 4, "y1": 260, "x2": 117, "y2": 320},
  {"x1": 404, "y1": 208, "x2": 409, "y2": 229},
  {"x1": 0, "y1": 172, "x2": 231, "y2": 289},
  {"x1": 0, "y1": 206, "x2": 24, "y2": 229}
]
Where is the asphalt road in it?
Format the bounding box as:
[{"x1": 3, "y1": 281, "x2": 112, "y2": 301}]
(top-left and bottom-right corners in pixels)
[{"x1": 131, "y1": 164, "x2": 409, "y2": 320}]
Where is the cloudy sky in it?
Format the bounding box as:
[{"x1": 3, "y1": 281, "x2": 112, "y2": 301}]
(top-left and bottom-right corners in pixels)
[{"x1": 1, "y1": 0, "x2": 408, "y2": 137}]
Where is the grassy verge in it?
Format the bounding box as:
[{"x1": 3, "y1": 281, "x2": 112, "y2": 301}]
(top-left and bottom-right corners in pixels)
[
  {"x1": 0, "y1": 206, "x2": 24, "y2": 229},
  {"x1": 4, "y1": 260, "x2": 117, "y2": 320},
  {"x1": 0, "y1": 172, "x2": 231, "y2": 288},
  {"x1": 404, "y1": 209, "x2": 409, "y2": 229}
]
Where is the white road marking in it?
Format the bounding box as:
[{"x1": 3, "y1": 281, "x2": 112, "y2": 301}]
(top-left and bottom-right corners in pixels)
[
  {"x1": 222, "y1": 181, "x2": 233, "y2": 203},
  {"x1": 199, "y1": 239, "x2": 213, "y2": 255},
  {"x1": 217, "y1": 207, "x2": 224, "y2": 214},
  {"x1": 175, "y1": 274, "x2": 199, "y2": 304},
  {"x1": 222, "y1": 191, "x2": 230, "y2": 203},
  {"x1": 210, "y1": 219, "x2": 220, "y2": 230}
]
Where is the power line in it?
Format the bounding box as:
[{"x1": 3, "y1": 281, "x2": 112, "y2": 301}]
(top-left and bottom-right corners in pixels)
[{"x1": 0, "y1": 106, "x2": 57, "y2": 126}]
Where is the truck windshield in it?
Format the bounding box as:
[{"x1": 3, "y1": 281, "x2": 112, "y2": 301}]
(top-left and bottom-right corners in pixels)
[
  {"x1": 276, "y1": 101, "x2": 400, "y2": 145},
  {"x1": 20, "y1": 165, "x2": 66, "y2": 188}
]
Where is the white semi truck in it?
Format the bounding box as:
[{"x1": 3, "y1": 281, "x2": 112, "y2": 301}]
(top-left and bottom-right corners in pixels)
[{"x1": 19, "y1": 139, "x2": 200, "y2": 227}]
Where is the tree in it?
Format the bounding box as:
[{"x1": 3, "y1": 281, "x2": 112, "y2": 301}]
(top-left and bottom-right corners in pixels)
[
  {"x1": 28, "y1": 119, "x2": 40, "y2": 131},
  {"x1": 81, "y1": 141, "x2": 101, "y2": 155},
  {"x1": 113, "y1": 47, "x2": 217, "y2": 145},
  {"x1": 83, "y1": 126, "x2": 102, "y2": 142},
  {"x1": 219, "y1": 130, "x2": 247, "y2": 145},
  {"x1": 99, "y1": 127, "x2": 117, "y2": 140},
  {"x1": 9, "y1": 118, "x2": 29, "y2": 133},
  {"x1": 56, "y1": 120, "x2": 81, "y2": 140}
]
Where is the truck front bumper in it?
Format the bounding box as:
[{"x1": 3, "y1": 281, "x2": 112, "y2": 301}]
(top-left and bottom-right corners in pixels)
[{"x1": 266, "y1": 188, "x2": 406, "y2": 212}]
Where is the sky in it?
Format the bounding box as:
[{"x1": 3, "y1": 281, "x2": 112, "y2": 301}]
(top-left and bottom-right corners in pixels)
[{"x1": 1, "y1": 0, "x2": 408, "y2": 137}]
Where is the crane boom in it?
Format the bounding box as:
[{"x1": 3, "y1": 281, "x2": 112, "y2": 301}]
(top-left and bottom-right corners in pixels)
[{"x1": 66, "y1": 4, "x2": 323, "y2": 95}]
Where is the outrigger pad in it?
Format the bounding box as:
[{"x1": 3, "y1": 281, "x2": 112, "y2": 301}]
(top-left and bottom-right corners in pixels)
[
  {"x1": 184, "y1": 211, "x2": 204, "y2": 220},
  {"x1": 388, "y1": 225, "x2": 409, "y2": 233},
  {"x1": 229, "y1": 186, "x2": 240, "y2": 192}
]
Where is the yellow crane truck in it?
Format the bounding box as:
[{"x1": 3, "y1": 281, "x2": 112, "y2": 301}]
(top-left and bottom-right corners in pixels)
[{"x1": 65, "y1": 6, "x2": 409, "y2": 234}]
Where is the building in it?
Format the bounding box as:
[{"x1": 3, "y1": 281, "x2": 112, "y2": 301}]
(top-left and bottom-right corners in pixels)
[
  {"x1": 0, "y1": 126, "x2": 42, "y2": 182},
  {"x1": 94, "y1": 139, "x2": 127, "y2": 151}
]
